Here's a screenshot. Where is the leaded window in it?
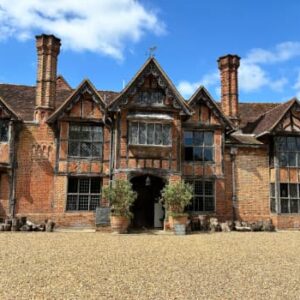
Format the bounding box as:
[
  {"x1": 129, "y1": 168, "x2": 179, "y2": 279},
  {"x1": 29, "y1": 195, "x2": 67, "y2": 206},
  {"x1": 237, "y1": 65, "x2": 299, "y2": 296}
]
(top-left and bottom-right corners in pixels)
[
  {"x1": 275, "y1": 136, "x2": 300, "y2": 167},
  {"x1": 184, "y1": 131, "x2": 214, "y2": 162},
  {"x1": 68, "y1": 124, "x2": 103, "y2": 158},
  {"x1": 129, "y1": 122, "x2": 171, "y2": 146},
  {"x1": 0, "y1": 120, "x2": 8, "y2": 142},
  {"x1": 66, "y1": 177, "x2": 101, "y2": 211},
  {"x1": 270, "y1": 183, "x2": 300, "y2": 214},
  {"x1": 185, "y1": 179, "x2": 215, "y2": 212}
]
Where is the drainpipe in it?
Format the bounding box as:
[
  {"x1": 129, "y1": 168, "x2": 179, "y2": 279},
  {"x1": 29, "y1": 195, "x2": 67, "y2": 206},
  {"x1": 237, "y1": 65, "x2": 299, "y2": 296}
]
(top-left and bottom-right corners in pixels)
[{"x1": 230, "y1": 147, "x2": 238, "y2": 223}]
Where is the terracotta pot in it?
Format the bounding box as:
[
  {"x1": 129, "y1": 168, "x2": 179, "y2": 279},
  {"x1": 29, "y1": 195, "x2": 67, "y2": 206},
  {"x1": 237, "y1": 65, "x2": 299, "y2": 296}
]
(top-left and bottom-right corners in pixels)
[
  {"x1": 168, "y1": 215, "x2": 188, "y2": 230},
  {"x1": 110, "y1": 215, "x2": 130, "y2": 234}
]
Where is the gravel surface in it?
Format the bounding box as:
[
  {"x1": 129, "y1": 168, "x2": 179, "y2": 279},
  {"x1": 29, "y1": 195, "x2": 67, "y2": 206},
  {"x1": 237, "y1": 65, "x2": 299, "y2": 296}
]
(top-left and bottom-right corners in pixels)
[{"x1": 0, "y1": 231, "x2": 300, "y2": 299}]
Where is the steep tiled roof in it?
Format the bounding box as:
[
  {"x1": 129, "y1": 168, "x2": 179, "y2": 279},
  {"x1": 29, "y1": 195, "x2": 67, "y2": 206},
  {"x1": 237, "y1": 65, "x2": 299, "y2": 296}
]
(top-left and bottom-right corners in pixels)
[
  {"x1": 0, "y1": 83, "x2": 119, "y2": 121},
  {"x1": 252, "y1": 98, "x2": 297, "y2": 135}
]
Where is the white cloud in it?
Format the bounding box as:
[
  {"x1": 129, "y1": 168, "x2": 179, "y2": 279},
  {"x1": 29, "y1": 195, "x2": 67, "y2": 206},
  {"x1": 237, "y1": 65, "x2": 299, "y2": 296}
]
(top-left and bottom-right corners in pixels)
[
  {"x1": 177, "y1": 42, "x2": 297, "y2": 98},
  {"x1": 246, "y1": 42, "x2": 300, "y2": 64},
  {"x1": 0, "y1": 0, "x2": 165, "y2": 60},
  {"x1": 177, "y1": 72, "x2": 218, "y2": 99}
]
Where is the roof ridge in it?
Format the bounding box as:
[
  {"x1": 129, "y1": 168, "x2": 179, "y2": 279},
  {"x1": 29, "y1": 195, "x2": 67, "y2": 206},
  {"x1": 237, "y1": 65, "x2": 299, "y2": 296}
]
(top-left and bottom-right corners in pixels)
[{"x1": 0, "y1": 83, "x2": 35, "y2": 88}]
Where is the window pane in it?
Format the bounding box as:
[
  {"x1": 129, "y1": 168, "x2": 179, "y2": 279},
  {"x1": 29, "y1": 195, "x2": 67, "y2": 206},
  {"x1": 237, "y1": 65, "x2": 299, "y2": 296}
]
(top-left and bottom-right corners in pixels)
[
  {"x1": 92, "y1": 126, "x2": 103, "y2": 142},
  {"x1": 162, "y1": 124, "x2": 171, "y2": 145},
  {"x1": 81, "y1": 142, "x2": 92, "y2": 157},
  {"x1": 279, "y1": 152, "x2": 288, "y2": 166},
  {"x1": 195, "y1": 197, "x2": 204, "y2": 211},
  {"x1": 184, "y1": 131, "x2": 193, "y2": 146},
  {"x1": 194, "y1": 181, "x2": 203, "y2": 195},
  {"x1": 287, "y1": 137, "x2": 297, "y2": 151},
  {"x1": 68, "y1": 178, "x2": 78, "y2": 193},
  {"x1": 90, "y1": 178, "x2": 101, "y2": 193},
  {"x1": 130, "y1": 123, "x2": 138, "y2": 144},
  {"x1": 205, "y1": 197, "x2": 214, "y2": 211},
  {"x1": 184, "y1": 147, "x2": 193, "y2": 161},
  {"x1": 79, "y1": 179, "x2": 90, "y2": 193},
  {"x1": 69, "y1": 125, "x2": 81, "y2": 140},
  {"x1": 139, "y1": 123, "x2": 146, "y2": 144},
  {"x1": 90, "y1": 195, "x2": 100, "y2": 210},
  {"x1": 270, "y1": 198, "x2": 276, "y2": 213},
  {"x1": 204, "y1": 132, "x2": 213, "y2": 146},
  {"x1": 66, "y1": 195, "x2": 77, "y2": 210},
  {"x1": 78, "y1": 195, "x2": 89, "y2": 210},
  {"x1": 205, "y1": 182, "x2": 213, "y2": 196},
  {"x1": 280, "y1": 184, "x2": 288, "y2": 197},
  {"x1": 288, "y1": 152, "x2": 296, "y2": 167},
  {"x1": 155, "y1": 124, "x2": 162, "y2": 145},
  {"x1": 147, "y1": 123, "x2": 155, "y2": 145},
  {"x1": 296, "y1": 137, "x2": 300, "y2": 151},
  {"x1": 276, "y1": 137, "x2": 286, "y2": 151},
  {"x1": 204, "y1": 148, "x2": 213, "y2": 161},
  {"x1": 194, "y1": 132, "x2": 203, "y2": 146},
  {"x1": 80, "y1": 126, "x2": 93, "y2": 140},
  {"x1": 0, "y1": 121, "x2": 8, "y2": 141},
  {"x1": 280, "y1": 198, "x2": 289, "y2": 213},
  {"x1": 291, "y1": 199, "x2": 299, "y2": 213},
  {"x1": 68, "y1": 141, "x2": 80, "y2": 156},
  {"x1": 91, "y1": 143, "x2": 102, "y2": 157},
  {"x1": 270, "y1": 183, "x2": 275, "y2": 198},
  {"x1": 194, "y1": 147, "x2": 202, "y2": 161},
  {"x1": 290, "y1": 184, "x2": 298, "y2": 198}
]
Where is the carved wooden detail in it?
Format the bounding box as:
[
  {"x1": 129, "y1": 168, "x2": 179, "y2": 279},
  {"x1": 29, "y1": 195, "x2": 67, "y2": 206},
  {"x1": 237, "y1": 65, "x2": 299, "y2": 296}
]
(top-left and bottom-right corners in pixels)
[{"x1": 275, "y1": 105, "x2": 300, "y2": 133}]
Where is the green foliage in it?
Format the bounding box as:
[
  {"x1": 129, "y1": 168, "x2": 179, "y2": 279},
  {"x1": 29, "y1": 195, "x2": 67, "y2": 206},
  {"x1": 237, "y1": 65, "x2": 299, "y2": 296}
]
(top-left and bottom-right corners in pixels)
[
  {"x1": 160, "y1": 181, "x2": 193, "y2": 214},
  {"x1": 102, "y1": 179, "x2": 137, "y2": 218}
]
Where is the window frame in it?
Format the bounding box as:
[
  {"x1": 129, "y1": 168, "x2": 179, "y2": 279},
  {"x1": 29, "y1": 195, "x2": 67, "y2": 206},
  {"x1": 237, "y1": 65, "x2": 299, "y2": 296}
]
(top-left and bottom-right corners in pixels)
[
  {"x1": 67, "y1": 123, "x2": 103, "y2": 159},
  {"x1": 185, "y1": 179, "x2": 215, "y2": 213},
  {"x1": 184, "y1": 130, "x2": 214, "y2": 163},
  {"x1": 275, "y1": 136, "x2": 300, "y2": 168},
  {"x1": 66, "y1": 177, "x2": 102, "y2": 212},
  {"x1": 128, "y1": 121, "x2": 172, "y2": 147},
  {"x1": 0, "y1": 119, "x2": 9, "y2": 142},
  {"x1": 270, "y1": 182, "x2": 300, "y2": 214}
]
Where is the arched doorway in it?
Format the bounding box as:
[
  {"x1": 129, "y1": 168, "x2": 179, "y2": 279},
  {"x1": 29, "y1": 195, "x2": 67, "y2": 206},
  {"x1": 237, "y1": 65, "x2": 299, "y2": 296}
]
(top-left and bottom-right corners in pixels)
[{"x1": 130, "y1": 175, "x2": 165, "y2": 229}]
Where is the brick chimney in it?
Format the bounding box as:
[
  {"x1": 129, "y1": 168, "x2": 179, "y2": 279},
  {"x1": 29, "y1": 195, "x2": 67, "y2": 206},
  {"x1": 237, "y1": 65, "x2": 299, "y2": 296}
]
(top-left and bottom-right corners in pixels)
[
  {"x1": 218, "y1": 54, "x2": 240, "y2": 126},
  {"x1": 35, "y1": 34, "x2": 61, "y2": 122}
]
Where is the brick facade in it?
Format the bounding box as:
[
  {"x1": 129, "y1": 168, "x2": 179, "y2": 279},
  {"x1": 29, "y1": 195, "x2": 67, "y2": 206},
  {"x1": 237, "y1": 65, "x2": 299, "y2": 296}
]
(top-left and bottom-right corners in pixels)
[{"x1": 0, "y1": 34, "x2": 299, "y2": 229}]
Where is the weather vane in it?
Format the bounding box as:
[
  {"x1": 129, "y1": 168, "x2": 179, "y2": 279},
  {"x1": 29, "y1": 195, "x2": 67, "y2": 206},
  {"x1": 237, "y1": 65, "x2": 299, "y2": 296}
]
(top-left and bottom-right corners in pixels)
[{"x1": 148, "y1": 46, "x2": 157, "y2": 58}]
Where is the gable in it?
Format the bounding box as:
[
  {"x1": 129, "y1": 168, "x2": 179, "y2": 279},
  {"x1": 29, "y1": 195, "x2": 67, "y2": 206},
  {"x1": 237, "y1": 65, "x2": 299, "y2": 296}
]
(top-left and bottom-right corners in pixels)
[
  {"x1": 273, "y1": 101, "x2": 300, "y2": 133},
  {"x1": 109, "y1": 58, "x2": 191, "y2": 115},
  {"x1": 0, "y1": 95, "x2": 20, "y2": 121},
  {"x1": 188, "y1": 86, "x2": 233, "y2": 131},
  {"x1": 48, "y1": 79, "x2": 106, "y2": 123}
]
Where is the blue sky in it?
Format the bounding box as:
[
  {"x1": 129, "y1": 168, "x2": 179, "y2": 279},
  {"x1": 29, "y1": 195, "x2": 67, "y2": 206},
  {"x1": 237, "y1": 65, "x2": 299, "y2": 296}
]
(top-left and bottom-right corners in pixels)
[{"x1": 1, "y1": 0, "x2": 300, "y2": 102}]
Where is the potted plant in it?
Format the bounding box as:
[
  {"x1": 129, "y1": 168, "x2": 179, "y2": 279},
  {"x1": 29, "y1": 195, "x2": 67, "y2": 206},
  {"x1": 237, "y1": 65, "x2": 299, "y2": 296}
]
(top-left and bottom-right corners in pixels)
[
  {"x1": 160, "y1": 181, "x2": 193, "y2": 232},
  {"x1": 102, "y1": 179, "x2": 137, "y2": 234}
]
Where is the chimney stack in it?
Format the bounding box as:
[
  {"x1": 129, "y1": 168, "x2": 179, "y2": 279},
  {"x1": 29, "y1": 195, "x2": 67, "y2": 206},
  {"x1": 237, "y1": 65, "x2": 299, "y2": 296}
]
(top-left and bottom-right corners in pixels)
[
  {"x1": 35, "y1": 34, "x2": 61, "y2": 122},
  {"x1": 218, "y1": 54, "x2": 240, "y2": 126}
]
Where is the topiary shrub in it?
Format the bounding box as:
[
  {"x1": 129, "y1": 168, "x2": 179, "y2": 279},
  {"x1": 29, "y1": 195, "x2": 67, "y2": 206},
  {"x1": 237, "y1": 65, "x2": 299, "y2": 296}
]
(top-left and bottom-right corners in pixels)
[{"x1": 102, "y1": 179, "x2": 137, "y2": 219}]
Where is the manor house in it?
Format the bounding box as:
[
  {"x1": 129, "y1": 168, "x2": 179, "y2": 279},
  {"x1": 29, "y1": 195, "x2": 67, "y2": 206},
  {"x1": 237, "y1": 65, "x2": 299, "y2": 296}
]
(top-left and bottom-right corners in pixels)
[{"x1": 0, "y1": 34, "x2": 299, "y2": 229}]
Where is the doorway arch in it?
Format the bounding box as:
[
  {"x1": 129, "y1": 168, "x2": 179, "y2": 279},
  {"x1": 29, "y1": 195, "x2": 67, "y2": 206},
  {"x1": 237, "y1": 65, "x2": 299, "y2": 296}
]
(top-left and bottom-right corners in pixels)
[{"x1": 130, "y1": 175, "x2": 165, "y2": 229}]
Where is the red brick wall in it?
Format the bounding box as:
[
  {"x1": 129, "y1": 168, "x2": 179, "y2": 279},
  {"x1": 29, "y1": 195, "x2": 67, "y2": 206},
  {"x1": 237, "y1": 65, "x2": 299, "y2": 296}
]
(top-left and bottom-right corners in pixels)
[{"x1": 234, "y1": 147, "x2": 270, "y2": 222}]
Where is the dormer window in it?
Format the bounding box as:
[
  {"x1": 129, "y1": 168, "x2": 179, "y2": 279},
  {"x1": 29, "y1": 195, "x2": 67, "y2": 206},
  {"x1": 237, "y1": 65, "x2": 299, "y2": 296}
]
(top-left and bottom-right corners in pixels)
[
  {"x1": 0, "y1": 120, "x2": 8, "y2": 142},
  {"x1": 129, "y1": 122, "x2": 171, "y2": 146},
  {"x1": 68, "y1": 124, "x2": 103, "y2": 158}
]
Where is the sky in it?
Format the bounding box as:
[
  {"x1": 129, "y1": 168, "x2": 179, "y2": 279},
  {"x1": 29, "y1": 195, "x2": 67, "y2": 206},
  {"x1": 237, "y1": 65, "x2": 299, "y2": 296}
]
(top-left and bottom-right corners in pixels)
[{"x1": 1, "y1": 0, "x2": 300, "y2": 103}]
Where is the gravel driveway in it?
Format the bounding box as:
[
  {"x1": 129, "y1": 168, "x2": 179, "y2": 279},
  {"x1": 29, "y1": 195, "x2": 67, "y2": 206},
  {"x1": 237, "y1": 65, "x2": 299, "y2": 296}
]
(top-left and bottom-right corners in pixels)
[{"x1": 0, "y1": 231, "x2": 299, "y2": 299}]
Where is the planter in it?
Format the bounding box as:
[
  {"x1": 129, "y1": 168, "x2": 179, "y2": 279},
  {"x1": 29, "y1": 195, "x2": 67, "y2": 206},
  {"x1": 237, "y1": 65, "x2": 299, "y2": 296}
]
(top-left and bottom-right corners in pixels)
[
  {"x1": 168, "y1": 215, "x2": 188, "y2": 230},
  {"x1": 110, "y1": 215, "x2": 130, "y2": 234}
]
